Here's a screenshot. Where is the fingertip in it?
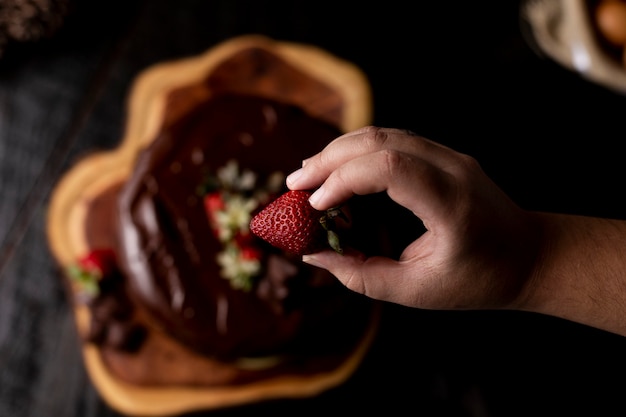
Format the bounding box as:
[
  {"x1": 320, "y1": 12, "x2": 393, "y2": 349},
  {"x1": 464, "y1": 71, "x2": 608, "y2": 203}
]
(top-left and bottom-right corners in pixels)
[
  {"x1": 307, "y1": 186, "x2": 326, "y2": 208},
  {"x1": 302, "y1": 253, "x2": 324, "y2": 268},
  {"x1": 302, "y1": 247, "x2": 356, "y2": 267},
  {"x1": 285, "y1": 167, "x2": 303, "y2": 189}
]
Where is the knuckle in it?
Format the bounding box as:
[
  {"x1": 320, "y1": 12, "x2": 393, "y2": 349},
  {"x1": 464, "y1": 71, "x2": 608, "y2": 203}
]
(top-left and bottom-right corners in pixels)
[
  {"x1": 450, "y1": 152, "x2": 483, "y2": 178},
  {"x1": 379, "y1": 148, "x2": 411, "y2": 178},
  {"x1": 361, "y1": 126, "x2": 392, "y2": 151},
  {"x1": 342, "y1": 269, "x2": 366, "y2": 295}
]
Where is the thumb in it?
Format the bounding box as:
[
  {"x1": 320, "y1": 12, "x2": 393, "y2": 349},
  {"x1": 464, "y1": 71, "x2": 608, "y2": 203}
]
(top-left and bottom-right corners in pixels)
[{"x1": 303, "y1": 248, "x2": 416, "y2": 304}]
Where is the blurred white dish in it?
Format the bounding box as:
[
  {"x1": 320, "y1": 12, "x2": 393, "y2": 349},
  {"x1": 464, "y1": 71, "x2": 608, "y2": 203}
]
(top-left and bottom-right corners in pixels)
[{"x1": 522, "y1": 0, "x2": 626, "y2": 94}]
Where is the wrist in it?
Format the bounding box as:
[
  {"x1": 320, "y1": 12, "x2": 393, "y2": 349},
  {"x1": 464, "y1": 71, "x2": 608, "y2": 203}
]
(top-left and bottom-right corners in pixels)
[{"x1": 516, "y1": 212, "x2": 626, "y2": 336}]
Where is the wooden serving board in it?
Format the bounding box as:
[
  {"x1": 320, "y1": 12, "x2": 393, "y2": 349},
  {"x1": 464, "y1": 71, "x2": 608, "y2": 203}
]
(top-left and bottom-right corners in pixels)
[{"x1": 46, "y1": 35, "x2": 375, "y2": 416}]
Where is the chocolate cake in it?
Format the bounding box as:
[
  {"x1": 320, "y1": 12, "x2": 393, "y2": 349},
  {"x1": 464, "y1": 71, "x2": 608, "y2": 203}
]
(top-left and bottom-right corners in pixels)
[
  {"x1": 47, "y1": 35, "x2": 379, "y2": 415},
  {"x1": 110, "y1": 92, "x2": 375, "y2": 368}
]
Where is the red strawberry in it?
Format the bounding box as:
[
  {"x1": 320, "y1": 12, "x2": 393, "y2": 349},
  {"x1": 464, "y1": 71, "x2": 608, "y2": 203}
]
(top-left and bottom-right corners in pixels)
[
  {"x1": 249, "y1": 190, "x2": 347, "y2": 256},
  {"x1": 67, "y1": 248, "x2": 117, "y2": 297},
  {"x1": 78, "y1": 248, "x2": 116, "y2": 276}
]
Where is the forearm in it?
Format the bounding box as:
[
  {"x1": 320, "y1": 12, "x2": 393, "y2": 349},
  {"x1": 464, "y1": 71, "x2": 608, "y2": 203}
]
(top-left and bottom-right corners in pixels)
[{"x1": 519, "y1": 212, "x2": 626, "y2": 336}]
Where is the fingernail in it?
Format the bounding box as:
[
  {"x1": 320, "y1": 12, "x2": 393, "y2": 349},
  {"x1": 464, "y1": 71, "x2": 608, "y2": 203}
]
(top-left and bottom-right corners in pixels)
[
  {"x1": 302, "y1": 254, "x2": 324, "y2": 268},
  {"x1": 286, "y1": 168, "x2": 303, "y2": 187},
  {"x1": 308, "y1": 186, "x2": 325, "y2": 207}
]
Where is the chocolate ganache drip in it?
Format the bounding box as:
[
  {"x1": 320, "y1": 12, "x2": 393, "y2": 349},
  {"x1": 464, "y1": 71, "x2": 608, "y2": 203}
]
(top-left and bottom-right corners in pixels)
[{"x1": 116, "y1": 93, "x2": 373, "y2": 361}]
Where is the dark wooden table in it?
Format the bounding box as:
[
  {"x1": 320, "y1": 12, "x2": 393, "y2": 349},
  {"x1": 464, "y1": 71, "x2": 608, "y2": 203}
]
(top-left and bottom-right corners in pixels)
[{"x1": 2, "y1": 1, "x2": 626, "y2": 416}]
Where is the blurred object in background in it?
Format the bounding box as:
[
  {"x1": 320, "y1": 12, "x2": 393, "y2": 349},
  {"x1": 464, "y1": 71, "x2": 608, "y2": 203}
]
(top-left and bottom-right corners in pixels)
[
  {"x1": 521, "y1": 0, "x2": 626, "y2": 95},
  {"x1": 0, "y1": 0, "x2": 72, "y2": 58},
  {"x1": 594, "y1": 0, "x2": 626, "y2": 64}
]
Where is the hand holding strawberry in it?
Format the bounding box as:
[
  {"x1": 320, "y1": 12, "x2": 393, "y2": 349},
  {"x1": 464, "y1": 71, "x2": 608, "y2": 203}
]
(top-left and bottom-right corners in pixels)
[{"x1": 249, "y1": 190, "x2": 348, "y2": 256}]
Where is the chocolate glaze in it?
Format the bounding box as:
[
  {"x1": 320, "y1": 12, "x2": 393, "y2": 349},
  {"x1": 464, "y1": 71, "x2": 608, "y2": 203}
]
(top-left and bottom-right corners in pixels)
[{"x1": 115, "y1": 93, "x2": 374, "y2": 361}]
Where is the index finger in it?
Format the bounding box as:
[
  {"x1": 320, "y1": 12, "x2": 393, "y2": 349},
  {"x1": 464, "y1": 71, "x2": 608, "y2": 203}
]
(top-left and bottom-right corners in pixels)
[
  {"x1": 305, "y1": 148, "x2": 455, "y2": 225},
  {"x1": 286, "y1": 126, "x2": 457, "y2": 192}
]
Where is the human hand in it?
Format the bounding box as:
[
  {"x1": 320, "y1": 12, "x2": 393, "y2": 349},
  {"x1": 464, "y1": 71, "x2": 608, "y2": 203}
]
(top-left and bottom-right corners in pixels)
[{"x1": 286, "y1": 126, "x2": 543, "y2": 311}]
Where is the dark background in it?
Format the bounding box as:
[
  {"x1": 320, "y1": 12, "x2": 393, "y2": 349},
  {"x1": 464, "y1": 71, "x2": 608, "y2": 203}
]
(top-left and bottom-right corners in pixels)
[{"x1": 1, "y1": 1, "x2": 626, "y2": 416}]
